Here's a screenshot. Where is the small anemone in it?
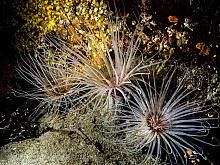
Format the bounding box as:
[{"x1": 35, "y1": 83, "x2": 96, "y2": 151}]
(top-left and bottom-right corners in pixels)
[
  {"x1": 16, "y1": 50, "x2": 78, "y2": 119},
  {"x1": 105, "y1": 68, "x2": 219, "y2": 164}
]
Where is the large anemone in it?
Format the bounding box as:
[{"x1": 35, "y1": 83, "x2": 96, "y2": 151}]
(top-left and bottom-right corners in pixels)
[
  {"x1": 105, "y1": 69, "x2": 218, "y2": 164},
  {"x1": 51, "y1": 18, "x2": 155, "y2": 110}
]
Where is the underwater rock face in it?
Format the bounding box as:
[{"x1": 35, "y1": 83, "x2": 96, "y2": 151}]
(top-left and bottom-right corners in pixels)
[
  {"x1": 0, "y1": 131, "x2": 102, "y2": 165},
  {"x1": 0, "y1": 110, "x2": 142, "y2": 165}
]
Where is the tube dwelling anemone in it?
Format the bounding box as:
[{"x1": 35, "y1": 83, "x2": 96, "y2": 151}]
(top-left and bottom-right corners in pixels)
[
  {"x1": 106, "y1": 69, "x2": 218, "y2": 164},
  {"x1": 53, "y1": 18, "x2": 155, "y2": 109},
  {"x1": 16, "y1": 16, "x2": 154, "y2": 119},
  {"x1": 16, "y1": 50, "x2": 77, "y2": 119},
  {"x1": 16, "y1": 14, "x2": 157, "y2": 118}
]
